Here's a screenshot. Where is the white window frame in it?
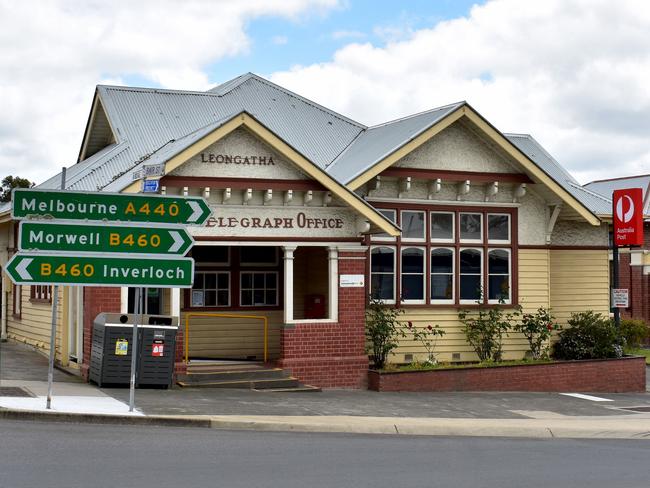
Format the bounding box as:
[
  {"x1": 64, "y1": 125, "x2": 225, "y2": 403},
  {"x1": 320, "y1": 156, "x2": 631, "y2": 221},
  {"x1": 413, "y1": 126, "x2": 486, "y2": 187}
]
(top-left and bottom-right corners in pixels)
[
  {"x1": 400, "y1": 210, "x2": 426, "y2": 242},
  {"x1": 487, "y1": 213, "x2": 511, "y2": 245},
  {"x1": 459, "y1": 212, "x2": 483, "y2": 244},
  {"x1": 370, "y1": 245, "x2": 396, "y2": 304},
  {"x1": 487, "y1": 248, "x2": 512, "y2": 305},
  {"x1": 372, "y1": 209, "x2": 397, "y2": 242},
  {"x1": 239, "y1": 271, "x2": 279, "y2": 307},
  {"x1": 459, "y1": 247, "x2": 483, "y2": 304},
  {"x1": 430, "y1": 247, "x2": 455, "y2": 304},
  {"x1": 400, "y1": 246, "x2": 426, "y2": 305},
  {"x1": 430, "y1": 211, "x2": 455, "y2": 244},
  {"x1": 191, "y1": 271, "x2": 231, "y2": 307}
]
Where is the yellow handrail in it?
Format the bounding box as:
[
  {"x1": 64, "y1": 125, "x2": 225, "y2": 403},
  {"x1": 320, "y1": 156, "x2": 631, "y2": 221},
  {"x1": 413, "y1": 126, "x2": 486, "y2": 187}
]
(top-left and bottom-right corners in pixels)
[{"x1": 184, "y1": 312, "x2": 269, "y2": 364}]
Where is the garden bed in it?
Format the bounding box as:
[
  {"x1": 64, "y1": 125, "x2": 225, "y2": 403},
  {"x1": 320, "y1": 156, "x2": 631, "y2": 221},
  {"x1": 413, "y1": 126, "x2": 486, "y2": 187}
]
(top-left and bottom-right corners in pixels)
[{"x1": 368, "y1": 356, "x2": 647, "y2": 393}]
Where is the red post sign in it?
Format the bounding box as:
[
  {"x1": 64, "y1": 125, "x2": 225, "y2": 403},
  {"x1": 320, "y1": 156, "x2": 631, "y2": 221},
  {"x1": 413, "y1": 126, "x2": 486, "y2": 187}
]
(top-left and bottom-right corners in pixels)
[{"x1": 613, "y1": 188, "x2": 644, "y2": 246}]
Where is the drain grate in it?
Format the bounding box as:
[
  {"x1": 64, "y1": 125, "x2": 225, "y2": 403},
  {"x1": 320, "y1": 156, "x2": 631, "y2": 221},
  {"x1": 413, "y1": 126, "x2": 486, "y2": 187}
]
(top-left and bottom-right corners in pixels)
[
  {"x1": 618, "y1": 406, "x2": 650, "y2": 413},
  {"x1": 0, "y1": 387, "x2": 34, "y2": 398}
]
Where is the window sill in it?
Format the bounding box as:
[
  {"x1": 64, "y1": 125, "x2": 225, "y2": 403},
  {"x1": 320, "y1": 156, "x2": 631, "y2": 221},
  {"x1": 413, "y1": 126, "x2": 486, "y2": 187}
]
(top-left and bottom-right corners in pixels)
[{"x1": 30, "y1": 298, "x2": 52, "y2": 304}]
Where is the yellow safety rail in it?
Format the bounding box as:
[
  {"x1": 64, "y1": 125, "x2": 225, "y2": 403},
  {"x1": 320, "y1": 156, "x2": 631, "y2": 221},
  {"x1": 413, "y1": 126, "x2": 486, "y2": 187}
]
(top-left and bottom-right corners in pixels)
[{"x1": 184, "y1": 313, "x2": 269, "y2": 364}]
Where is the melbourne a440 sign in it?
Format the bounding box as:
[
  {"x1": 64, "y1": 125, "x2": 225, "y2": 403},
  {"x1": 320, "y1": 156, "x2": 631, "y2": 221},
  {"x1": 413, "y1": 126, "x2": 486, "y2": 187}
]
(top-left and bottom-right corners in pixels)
[{"x1": 6, "y1": 188, "x2": 209, "y2": 289}]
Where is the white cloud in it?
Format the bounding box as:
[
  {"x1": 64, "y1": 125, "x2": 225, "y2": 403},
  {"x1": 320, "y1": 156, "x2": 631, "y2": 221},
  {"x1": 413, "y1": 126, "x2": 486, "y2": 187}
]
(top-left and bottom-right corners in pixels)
[
  {"x1": 0, "y1": 0, "x2": 339, "y2": 183},
  {"x1": 331, "y1": 30, "x2": 366, "y2": 40},
  {"x1": 271, "y1": 0, "x2": 650, "y2": 184},
  {"x1": 272, "y1": 35, "x2": 289, "y2": 45}
]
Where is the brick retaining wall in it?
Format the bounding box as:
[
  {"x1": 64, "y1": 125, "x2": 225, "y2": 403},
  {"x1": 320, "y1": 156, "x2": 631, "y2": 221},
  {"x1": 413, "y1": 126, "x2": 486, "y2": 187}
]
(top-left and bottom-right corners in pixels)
[{"x1": 368, "y1": 356, "x2": 646, "y2": 393}]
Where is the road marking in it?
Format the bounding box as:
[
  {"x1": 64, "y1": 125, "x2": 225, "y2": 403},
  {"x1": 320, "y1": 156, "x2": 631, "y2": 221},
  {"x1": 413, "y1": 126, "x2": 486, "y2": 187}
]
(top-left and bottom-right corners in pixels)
[{"x1": 560, "y1": 393, "x2": 613, "y2": 402}]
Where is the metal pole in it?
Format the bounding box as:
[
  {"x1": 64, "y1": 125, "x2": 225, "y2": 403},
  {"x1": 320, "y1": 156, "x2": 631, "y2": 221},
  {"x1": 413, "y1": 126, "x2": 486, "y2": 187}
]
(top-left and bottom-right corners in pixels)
[
  {"x1": 613, "y1": 243, "x2": 620, "y2": 330},
  {"x1": 129, "y1": 287, "x2": 141, "y2": 412},
  {"x1": 46, "y1": 167, "x2": 66, "y2": 409}
]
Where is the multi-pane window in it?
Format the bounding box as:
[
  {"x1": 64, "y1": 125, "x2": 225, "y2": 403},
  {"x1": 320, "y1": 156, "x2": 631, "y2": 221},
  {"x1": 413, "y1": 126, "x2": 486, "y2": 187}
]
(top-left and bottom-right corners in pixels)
[
  {"x1": 401, "y1": 247, "x2": 425, "y2": 303},
  {"x1": 30, "y1": 285, "x2": 52, "y2": 302},
  {"x1": 374, "y1": 209, "x2": 397, "y2": 241},
  {"x1": 370, "y1": 207, "x2": 515, "y2": 305},
  {"x1": 240, "y1": 272, "x2": 278, "y2": 306},
  {"x1": 370, "y1": 246, "x2": 396, "y2": 303},
  {"x1": 401, "y1": 210, "x2": 425, "y2": 241},
  {"x1": 191, "y1": 271, "x2": 230, "y2": 307},
  {"x1": 488, "y1": 249, "x2": 510, "y2": 302},
  {"x1": 430, "y1": 248, "x2": 454, "y2": 302}
]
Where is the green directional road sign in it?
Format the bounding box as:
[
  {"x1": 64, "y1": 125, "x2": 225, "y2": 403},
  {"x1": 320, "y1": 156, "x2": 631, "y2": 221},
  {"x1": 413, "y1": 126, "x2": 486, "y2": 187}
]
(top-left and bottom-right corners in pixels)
[
  {"x1": 19, "y1": 221, "x2": 194, "y2": 256},
  {"x1": 12, "y1": 188, "x2": 211, "y2": 225},
  {"x1": 5, "y1": 253, "x2": 194, "y2": 288}
]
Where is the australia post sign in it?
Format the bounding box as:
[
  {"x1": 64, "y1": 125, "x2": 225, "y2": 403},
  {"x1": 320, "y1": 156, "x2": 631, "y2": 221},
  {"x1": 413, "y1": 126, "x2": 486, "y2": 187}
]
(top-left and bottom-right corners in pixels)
[{"x1": 613, "y1": 188, "x2": 644, "y2": 247}]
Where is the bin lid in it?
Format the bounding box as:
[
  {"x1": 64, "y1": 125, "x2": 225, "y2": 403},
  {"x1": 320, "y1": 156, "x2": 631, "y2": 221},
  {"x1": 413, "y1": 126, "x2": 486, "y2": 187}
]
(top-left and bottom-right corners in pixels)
[{"x1": 94, "y1": 313, "x2": 179, "y2": 328}]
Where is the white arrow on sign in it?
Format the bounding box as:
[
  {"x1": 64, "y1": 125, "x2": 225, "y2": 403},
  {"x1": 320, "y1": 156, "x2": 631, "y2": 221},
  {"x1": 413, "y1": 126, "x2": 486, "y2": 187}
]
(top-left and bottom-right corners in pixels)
[
  {"x1": 16, "y1": 258, "x2": 33, "y2": 280},
  {"x1": 187, "y1": 201, "x2": 202, "y2": 223},
  {"x1": 168, "y1": 231, "x2": 184, "y2": 253}
]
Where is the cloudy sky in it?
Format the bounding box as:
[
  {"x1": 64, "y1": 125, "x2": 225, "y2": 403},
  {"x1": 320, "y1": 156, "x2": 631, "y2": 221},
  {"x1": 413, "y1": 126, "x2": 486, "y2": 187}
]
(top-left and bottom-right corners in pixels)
[{"x1": 1, "y1": 0, "x2": 649, "y2": 185}]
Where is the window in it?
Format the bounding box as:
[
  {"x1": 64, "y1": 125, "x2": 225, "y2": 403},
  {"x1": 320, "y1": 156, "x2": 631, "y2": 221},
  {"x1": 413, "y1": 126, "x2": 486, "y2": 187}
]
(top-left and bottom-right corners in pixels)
[
  {"x1": 430, "y1": 248, "x2": 454, "y2": 302},
  {"x1": 368, "y1": 205, "x2": 516, "y2": 306},
  {"x1": 431, "y1": 212, "x2": 454, "y2": 242},
  {"x1": 30, "y1": 285, "x2": 52, "y2": 302},
  {"x1": 190, "y1": 246, "x2": 229, "y2": 264},
  {"x1": 370, "y1": 246, "x2": 395, "y2": 302},
  {"x1": 374, "y1": 209, "x2": 397, "y2": 240},
  {"x1": 191, "y1": 272, "x2": 230, "y2": 307},
  {"x1": 459, "y1": 213, "x2": 482, "y2": 242},
  {"x1": 488, "y1": 249, "x2": 511, "y2": 303},
  {"x1": 460, "y1": 248, "x2": 482, "y2": 302},
  {"x1": 12, "y1": 284, "x2": 21, "y2": 318},
  {"x1": 488, "y1": 214, "x2": 510, "y2": 243},
  {"x1": 240, "y1": 272, "x2": 278, "y2": 306},
  {"x1": 401, "y1": 210, "x2": 425, "y2": 241},
  {"x1": 401, "y1": 247, "x2": 425, "y2": 303}
]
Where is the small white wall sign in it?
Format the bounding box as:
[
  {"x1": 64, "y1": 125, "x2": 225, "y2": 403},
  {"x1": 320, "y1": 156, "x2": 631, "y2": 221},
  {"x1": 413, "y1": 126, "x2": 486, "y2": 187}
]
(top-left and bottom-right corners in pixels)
[
  {"x1": 340, "y1": 274, "x2": 365, "y2": 288},
  {"x1": 612, "y1": 288, "x2": 629, "y2": 308}
]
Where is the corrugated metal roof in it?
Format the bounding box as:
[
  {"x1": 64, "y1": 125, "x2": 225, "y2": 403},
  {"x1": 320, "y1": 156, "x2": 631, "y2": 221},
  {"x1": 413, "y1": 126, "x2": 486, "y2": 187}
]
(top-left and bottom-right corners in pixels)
[
  {"x1": 326, "y1": 102, "x2": 465, "y2": 184},
  {"x1": 506, "y1": 133, "x2": 611, "y2": 215},
  {"x1": 585, "y1": 175, "x2": 650, "y2": 201}
]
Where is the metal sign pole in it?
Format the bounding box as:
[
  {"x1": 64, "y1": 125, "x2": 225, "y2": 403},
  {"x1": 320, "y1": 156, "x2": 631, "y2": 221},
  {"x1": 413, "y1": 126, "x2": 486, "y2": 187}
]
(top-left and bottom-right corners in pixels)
[
  {"x1": 129, "y1": 287, "x2": 141, "y2": 412},
  {"x1": 46, "y1": 167, "x2": 66, "y2": 410}
]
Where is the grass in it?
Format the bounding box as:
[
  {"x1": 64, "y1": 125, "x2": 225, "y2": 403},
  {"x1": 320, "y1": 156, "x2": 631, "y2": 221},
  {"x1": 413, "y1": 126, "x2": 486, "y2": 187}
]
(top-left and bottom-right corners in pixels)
[
  {"x1": 627, "y1": 348, "x2": 650, "y2": 365},
  {"x1": 381, "y1": 358, "x2": 554, "y2": 373}
]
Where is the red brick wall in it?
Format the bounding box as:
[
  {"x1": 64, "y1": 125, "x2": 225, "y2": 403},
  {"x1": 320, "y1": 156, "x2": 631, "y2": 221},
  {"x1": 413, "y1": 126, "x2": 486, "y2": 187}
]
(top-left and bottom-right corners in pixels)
[
  {"x1": 277, "y1": 251, "x2": 369, "y2": 388},
  {"x1": 369, "y1": 357, "x2": 646, "y2": 393},
  {"x1": 81, "y1": 287, "x2": 121, "y2": 380}
]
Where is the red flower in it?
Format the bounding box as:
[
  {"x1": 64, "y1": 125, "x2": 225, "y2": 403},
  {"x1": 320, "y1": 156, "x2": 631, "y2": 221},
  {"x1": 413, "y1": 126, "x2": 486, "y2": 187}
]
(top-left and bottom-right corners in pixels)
[
  {"x1": 546, "y1": 323, "x2": 553, "y2": 331},
  {"x1": 407, "y1": 321, "x2": 413, "y2": 328},
  {"x1": 427, "y1": 325, "x2": 433, "y2": 330}
]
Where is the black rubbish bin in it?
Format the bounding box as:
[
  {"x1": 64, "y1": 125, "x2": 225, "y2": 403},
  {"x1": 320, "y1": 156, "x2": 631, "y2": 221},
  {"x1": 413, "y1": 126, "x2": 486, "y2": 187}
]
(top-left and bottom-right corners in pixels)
[{"x1": 89, "y1": 313, "x2": 179, "y2": 388}]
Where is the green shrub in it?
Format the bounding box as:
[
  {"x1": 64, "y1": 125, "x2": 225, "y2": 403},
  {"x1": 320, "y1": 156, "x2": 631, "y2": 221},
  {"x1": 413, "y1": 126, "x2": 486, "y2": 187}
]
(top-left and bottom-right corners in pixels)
[
  {"x1": 365, "y1": 297, "x2": 405, "y2": 369},
  {"x1": 620, "y1": 319, "x2": 649, "y2": 350},
  {"x1": 512, "y1": 307, "x2": 558, "y2": 360},
  {"x1": 552, "y1": 311, "x2": 622, "y2": 360},
  {"x1": 458, "y1": 297, "x2": 520, "y2": 362}
]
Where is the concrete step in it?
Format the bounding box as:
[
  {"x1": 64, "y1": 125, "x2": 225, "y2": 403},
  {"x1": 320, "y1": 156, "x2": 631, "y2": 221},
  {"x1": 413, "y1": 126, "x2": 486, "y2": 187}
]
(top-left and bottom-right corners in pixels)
[
  {"x1": 177, "y1": 368, "x2": 289, "y2": 384},
  {"x1": 253, "y1": 385, "x2": 322, "y2": 393},
  {"x1": 177, "y1": 377, "x2": 301, "y2": 389}
]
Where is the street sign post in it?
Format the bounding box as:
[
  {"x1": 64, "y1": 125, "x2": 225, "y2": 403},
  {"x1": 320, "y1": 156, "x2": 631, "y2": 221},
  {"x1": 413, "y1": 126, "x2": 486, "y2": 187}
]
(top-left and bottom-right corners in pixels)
[
  {"x1": 19, "y1": 221, "x2": 194, "y2": 256},
  {"x1": 12, "y1": 188, "x2": 211, "y2": 225},
  {"x1": 5, "y1": 253, "x2": 194, "y2": 288}
]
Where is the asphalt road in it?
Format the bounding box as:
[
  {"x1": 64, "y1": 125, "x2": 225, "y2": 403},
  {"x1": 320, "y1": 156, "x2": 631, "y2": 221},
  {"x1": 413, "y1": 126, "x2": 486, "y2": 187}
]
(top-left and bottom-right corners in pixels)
[{"x1": 1, "y1": 420, "x2": 649, "y2": 488}]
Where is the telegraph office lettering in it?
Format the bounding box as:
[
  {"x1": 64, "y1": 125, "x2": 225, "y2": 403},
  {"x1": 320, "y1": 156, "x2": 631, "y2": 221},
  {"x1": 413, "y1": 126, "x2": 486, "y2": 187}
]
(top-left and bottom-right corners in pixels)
[
  {"x1": 206, "y1": 212, "x2": 344, "y2": 230},
  {"x1": 200, "y1": 153, "x2": 275, "y2": 166}
]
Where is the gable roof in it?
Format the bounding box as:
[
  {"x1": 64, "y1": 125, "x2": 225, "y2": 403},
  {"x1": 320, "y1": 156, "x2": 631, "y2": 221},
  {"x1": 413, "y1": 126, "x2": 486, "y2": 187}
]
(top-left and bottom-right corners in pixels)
[
  {"x1": 30, "y1": 72, "x2": 601, "y2": 226},
  {"x1": 326, "y1": 102, "x2": 465, "y2": 184},
  {"x1": 584, "y1": 174, "x2": 650, "y2": 215},
  {"x1": 506, "y1": 133, "x2": 612, "y2": 216}
]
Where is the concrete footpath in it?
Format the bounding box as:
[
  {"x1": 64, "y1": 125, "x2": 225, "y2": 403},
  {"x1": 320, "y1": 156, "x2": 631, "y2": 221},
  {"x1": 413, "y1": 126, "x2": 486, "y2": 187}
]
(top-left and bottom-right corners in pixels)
[{"x1": 2, "y1": 340, "x2": 650, "y2": 440}]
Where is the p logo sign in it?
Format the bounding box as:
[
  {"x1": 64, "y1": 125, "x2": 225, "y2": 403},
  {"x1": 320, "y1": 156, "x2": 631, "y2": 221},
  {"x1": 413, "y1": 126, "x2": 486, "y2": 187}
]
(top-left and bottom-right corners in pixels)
[{"x1": 613, "y1": 188, "x2": 644, "y2": 246}]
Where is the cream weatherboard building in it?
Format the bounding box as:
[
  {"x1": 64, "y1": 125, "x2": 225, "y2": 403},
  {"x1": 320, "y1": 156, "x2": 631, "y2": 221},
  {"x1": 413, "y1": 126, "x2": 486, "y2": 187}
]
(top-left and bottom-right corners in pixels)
[{"x1": 0, "y1": 73, "x2": 611, "y2": 387}]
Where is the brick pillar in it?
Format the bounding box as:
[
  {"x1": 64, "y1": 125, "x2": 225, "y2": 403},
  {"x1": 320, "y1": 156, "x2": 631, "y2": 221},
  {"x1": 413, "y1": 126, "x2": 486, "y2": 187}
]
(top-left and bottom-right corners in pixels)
[
  {"x1": 82, "y1": 287, "x2": 121, "y2": 380},
  {"x1": 277, "y1": 250, "x2": 368, "y2": 388}
]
